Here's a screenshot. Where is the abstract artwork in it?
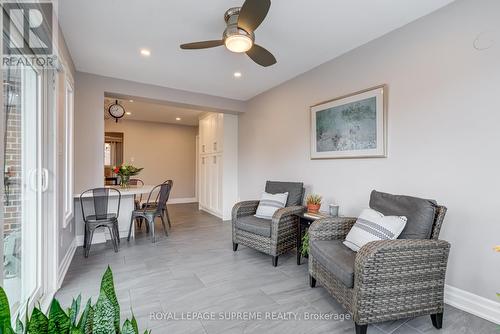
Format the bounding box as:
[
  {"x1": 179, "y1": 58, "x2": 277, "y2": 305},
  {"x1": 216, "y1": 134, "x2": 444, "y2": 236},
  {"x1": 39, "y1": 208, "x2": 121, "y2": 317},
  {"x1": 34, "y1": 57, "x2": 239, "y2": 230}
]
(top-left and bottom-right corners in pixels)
[{"x1": 310, "y1": 85, "x2": 387, "y2": 159}]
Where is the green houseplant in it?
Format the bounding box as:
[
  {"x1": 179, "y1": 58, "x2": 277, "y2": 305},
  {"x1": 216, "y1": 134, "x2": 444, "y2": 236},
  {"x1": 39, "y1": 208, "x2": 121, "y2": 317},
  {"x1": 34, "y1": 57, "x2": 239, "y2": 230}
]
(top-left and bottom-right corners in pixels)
[
  {"x1": 301, "y1": 231, "x2": 310, "y2": 258},
  {"x1": 0, "y1": 267, "x2": 150, "y2": 334},
  {"x1": 306, "y1": 194, "x2": 322, "y2": 213}
]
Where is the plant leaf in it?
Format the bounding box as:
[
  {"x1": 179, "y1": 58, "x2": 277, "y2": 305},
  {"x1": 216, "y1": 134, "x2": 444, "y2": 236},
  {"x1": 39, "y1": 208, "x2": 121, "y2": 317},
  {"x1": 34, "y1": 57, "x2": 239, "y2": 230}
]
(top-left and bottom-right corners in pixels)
[
  {"x1": 77, "y1": 299, "x2": 93, "y2": 334},
  {"x1": 100, "y1": 266, "x2": 120, "y2": 333},
  {"x1": 131, "y1": 315, "x2": 138, "y2": 334},
  {"x1": 69, "y1": 295, "x2": 82, "y2": 326},
  {"x1": 48, "y1": 299, "x2": 71, "y2": 333},
  {"x1": 121, "y1": 319, "x2": 135, "y2": 334},
  {"x1": 70, "y1": 325, "x2": 84, "y2": 334},
  {"x1": 15, "y1": 315, "x2": 24, "y2": 334},
  {"x1": 92, "y1": 294, "x2": 115, "y2": 334},
  {"x1": 0, "y1": 287, "x2": 12, "y2": 331},
  {"x1": 27, "y1": 308, "x2": 49, "y2": 334},
  {"x1": 3, "y1": 325, "x2": 15, "y2": 334}
]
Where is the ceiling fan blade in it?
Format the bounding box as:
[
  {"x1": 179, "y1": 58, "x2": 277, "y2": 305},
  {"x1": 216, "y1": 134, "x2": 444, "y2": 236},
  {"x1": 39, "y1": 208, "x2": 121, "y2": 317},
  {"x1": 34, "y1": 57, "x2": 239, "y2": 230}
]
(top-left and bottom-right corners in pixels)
[
  {"x1": 180, "y1": 40, "x2": 224, "y2": 50},
  {"x1": 238, "y1": 0, "x2": 271, "y2": 33},
  {"x1": 246, "y1": 44, "x2": 276, "y2": 67}
]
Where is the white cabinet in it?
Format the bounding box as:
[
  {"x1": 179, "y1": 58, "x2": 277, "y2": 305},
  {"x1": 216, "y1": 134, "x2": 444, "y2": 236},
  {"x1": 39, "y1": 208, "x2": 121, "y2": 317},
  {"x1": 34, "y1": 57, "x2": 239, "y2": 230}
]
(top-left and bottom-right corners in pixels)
[{"x1": 198, "y1": 113, "x2": 237, "y2": 220}]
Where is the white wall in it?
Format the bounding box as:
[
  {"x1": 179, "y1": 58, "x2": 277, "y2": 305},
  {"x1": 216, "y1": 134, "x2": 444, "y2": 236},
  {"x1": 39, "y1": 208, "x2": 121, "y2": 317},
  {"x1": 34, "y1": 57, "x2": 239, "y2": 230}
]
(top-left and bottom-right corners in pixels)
[
  {"x1": 56, "y1": 26, "x2": 77, "y2": 285},
  {"x1": 104, "y1": 120, "x2": 197, "y2": 199},
  {"x1": 74, "y1": 72, "x2": 245, "y2": 194},
  {"x1": 239, "y1": 0, "x2": 500, "y2": 305}
]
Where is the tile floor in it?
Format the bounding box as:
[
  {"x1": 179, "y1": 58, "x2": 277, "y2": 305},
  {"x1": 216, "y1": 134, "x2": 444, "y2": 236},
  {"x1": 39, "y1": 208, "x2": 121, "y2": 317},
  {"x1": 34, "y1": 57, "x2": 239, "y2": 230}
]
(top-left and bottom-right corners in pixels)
[{"x1": 56, "y1": 203, "x2": 497, "y2": 334}]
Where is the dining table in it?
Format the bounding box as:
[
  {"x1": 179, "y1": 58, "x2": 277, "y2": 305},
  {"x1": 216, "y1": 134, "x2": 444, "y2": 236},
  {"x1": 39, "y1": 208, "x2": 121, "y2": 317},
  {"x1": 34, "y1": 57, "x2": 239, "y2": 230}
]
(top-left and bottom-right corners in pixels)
[{"x1": 73, "y1": 184, "x2": 155, "y2": 245}]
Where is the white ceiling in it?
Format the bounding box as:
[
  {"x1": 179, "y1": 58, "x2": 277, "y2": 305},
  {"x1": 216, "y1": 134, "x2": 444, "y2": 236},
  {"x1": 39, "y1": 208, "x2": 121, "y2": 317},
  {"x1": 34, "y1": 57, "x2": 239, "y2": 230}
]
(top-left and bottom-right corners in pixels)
[
  {"x1": 104, "y1": 98, "x2": 203, "y2": 126},
  {"x1": 59, "y1": 0, "x2": 454, "y2": 101}
]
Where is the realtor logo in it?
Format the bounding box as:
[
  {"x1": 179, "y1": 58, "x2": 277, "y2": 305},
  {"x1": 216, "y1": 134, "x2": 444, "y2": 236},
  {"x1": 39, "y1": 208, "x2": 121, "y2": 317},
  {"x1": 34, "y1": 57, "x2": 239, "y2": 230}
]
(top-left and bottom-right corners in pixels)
[{"x1": 2, "y1": 1, "x2": 57, "y2": 68}]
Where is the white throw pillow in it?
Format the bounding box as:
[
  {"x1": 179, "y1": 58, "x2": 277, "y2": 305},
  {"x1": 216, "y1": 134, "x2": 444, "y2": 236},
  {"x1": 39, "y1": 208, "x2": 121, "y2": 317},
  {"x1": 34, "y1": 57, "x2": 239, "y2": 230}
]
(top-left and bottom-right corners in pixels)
[
  {"x1": 343, "y1": 208, "x2": 407, "y2": 252},
  {"x1": 255, "y1": 192, "x2": 289, "y2": 219}
]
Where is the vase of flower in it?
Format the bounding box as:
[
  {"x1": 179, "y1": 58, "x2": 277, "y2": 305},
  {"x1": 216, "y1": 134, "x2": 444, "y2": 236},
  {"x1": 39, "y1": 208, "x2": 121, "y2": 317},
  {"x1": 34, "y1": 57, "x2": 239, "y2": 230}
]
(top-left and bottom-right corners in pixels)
[
  {"x1": 120, "y1": 174, "x2": 130, "y2": 188},
  {"x1": 113, "y1": 164, "x2": 143, "y2": 188}
]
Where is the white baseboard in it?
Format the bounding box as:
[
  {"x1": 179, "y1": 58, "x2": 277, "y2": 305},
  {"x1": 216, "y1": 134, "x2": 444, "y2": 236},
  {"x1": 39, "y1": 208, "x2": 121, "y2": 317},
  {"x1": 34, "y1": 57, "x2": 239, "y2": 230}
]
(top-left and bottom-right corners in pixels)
[
  {"x1": 168, "y1": 197, "x2": 197, "y2": 204},
  {"x1": 445, "y1": 284, "x2": 500, "y2": 324},
  {"x1": 57, "y1": 238, "x2": 77, "y2": 288}
]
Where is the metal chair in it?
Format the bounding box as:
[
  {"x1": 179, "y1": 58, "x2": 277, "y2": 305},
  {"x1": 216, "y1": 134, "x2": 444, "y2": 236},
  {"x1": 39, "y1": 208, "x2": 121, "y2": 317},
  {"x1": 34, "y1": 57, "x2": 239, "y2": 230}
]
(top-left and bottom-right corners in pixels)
[
  {"x1": 141, "y1": 180, "x2": 173, "y2": 228},
  {"x1": 80, "y1": 188, "x2": 121, "y2": 257},
  {"x1": 129, "y1": 178, "x2": 145, "y2": 209},
  {"x1": 129, "y1": 178, "x2": 145, "y2": 228},
  {"x1": 127, "y1": 182, "x2": 172, "y2": 243}
]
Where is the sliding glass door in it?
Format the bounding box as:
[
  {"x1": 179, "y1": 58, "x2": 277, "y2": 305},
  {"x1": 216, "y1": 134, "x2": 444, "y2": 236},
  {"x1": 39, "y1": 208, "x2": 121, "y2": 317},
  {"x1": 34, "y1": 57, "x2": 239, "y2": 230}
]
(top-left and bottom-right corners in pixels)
[{"x1": 2, "y1": 65, "x2": 43, "y2": 314}]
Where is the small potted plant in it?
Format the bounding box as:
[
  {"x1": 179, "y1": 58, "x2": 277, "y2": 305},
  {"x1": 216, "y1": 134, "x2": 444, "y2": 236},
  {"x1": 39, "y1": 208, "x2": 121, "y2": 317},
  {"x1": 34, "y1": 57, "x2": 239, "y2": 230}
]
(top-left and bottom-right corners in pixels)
[
  {"x1": 306, "y1": 194, "x2": 322, "y2": 213},
  {"x1": 113, "y1": 164, "x2": 143, "y2": 188}
]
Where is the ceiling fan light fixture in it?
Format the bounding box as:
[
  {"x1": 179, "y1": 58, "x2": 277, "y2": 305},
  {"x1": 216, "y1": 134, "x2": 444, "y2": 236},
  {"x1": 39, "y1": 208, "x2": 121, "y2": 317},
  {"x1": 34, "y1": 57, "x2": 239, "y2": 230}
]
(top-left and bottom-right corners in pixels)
[{"x1": 225, "y1": 34, "x2": 253, "y2": 53}]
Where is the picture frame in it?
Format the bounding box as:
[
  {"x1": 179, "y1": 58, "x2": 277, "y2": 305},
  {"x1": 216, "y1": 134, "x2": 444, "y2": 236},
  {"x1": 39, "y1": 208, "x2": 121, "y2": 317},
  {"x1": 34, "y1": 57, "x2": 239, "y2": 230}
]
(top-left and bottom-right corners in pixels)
[{"x1": 310, "y1": 85, "x2": 387, "y2": 159}]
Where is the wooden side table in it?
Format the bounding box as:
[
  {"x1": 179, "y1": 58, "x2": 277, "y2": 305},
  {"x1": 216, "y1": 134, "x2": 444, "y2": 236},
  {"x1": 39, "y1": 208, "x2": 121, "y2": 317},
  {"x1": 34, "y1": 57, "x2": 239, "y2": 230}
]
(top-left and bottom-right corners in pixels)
[{"x1": 295, "y1": 212, "x2": 331, "y2": 265}]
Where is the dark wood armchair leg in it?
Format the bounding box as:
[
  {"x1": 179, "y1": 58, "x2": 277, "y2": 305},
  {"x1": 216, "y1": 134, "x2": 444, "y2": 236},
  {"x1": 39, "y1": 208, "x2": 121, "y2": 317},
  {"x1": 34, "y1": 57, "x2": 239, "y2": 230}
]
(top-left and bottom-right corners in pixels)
[
  {"x1": 232, "y1": 243, "x2": 238, "y2": 251},
  {"x1": 355, "y1": 323, "x2": 367, "y2": 334},
  {"x1": 431, "y1": 312, "x2": 443, "y2": 329},
  {"x1": 272, "y1": 256, "x2": 278, "y2": 267},
  {"x1": 309, "y1": 275, "x2": 316, "y2": 288}
]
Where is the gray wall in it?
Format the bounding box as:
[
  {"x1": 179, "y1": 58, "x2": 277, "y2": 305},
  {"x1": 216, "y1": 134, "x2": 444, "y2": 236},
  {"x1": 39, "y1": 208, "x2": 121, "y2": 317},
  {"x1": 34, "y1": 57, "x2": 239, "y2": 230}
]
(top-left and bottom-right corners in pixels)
[
  {"x1": 238, "y1": 0, "x2": 500, "y2": 301},
  {"x1": 104, "y1": 120, "x2": 198, "y2": 199},
  {"x1": 74, "y1": 72, "x2": 245, "y2": 194}
]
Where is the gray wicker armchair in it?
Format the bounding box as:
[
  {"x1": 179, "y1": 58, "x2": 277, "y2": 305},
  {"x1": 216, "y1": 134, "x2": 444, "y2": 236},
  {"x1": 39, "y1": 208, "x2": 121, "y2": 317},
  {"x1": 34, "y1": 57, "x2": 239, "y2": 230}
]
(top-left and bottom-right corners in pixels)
[
  {"x1": 232, "y1": 181, "x2": 305, "y2": 267},
  {"x1": 308, "y1": 191, "x2": 450, "y2": 334}
]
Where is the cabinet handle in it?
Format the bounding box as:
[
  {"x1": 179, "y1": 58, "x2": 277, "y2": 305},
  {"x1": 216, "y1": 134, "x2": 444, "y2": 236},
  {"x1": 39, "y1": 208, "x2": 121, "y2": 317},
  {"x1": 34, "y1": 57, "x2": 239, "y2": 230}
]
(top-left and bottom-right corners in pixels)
[
  {"x1": 213, "y1": 156, "x2": 217, "y2": 164},
  {"x1": 202, "y1": 144, "x2": 205, "y2": 153},
  {"x1": 202, "y1": 157, "x2": 205, "y2": 164},
  {"x1": 214, "y1": 142, "x2": 217, "y2": 151}
]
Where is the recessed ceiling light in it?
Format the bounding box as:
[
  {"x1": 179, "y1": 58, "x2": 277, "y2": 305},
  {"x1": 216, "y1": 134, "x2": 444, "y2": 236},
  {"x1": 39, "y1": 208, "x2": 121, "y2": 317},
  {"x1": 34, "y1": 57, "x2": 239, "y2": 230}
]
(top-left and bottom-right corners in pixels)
[
  {"x1": 140, "y1": 49, "x2": 151, "y2": 57},
  {"x1": 233, "y1": 72, "x2": 242, "y2": 78},
  {"x1": 129, "y1": 99, "x2": 134, "y2": 103},
  {"x1": 126, "y1": 112, "x2": 132, "y2": 115},
  {"x1": 176, "y1": 117, "x2": 181, "y2": 121}
]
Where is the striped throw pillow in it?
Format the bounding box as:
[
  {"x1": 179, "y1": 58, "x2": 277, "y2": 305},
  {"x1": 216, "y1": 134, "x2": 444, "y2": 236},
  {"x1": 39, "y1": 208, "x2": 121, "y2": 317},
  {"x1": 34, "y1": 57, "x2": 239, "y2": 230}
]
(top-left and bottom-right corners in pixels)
[
  {"x1": 343, "y1": 208, "x2": 407, "y2": 252},
  {"x1": 255, "y1": 192, "x2": 289, "y2": 219}
]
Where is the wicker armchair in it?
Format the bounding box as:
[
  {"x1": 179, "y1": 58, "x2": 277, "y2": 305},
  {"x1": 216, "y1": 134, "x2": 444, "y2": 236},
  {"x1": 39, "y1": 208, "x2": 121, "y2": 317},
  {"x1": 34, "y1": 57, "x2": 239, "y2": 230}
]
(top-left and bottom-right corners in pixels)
[
  {"x1": 308, "y1": 191, "x2": 450, "y2": 334},
  {"x1": 232, "y1": 181, "x2": 305, "y2": 267}
]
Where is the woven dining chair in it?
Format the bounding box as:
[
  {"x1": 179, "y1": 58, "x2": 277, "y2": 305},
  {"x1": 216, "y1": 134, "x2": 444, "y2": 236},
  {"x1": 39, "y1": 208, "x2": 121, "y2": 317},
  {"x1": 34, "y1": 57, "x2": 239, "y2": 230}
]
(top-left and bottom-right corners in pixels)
[
  {"x1": 127, "y1": 182, "x2": 172, "y2": 243},
  {"x1": 80, "y1": 187, "x2": 121, "y2": 257}
]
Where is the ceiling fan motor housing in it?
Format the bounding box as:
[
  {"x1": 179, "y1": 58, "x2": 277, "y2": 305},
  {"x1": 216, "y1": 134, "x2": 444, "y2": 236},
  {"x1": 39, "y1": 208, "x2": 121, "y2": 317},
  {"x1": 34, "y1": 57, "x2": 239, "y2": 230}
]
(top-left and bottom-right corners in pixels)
[{"x1": 223, "y1": 7, "x2": 254, "y2": 44}]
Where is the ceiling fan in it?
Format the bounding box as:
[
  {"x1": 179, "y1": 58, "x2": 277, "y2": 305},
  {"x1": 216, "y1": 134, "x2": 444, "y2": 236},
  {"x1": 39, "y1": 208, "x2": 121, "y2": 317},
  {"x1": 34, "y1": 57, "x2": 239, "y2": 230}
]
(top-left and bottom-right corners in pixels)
[{"x1": 180, "y1": 0, "x2": 276, "y2": 67}]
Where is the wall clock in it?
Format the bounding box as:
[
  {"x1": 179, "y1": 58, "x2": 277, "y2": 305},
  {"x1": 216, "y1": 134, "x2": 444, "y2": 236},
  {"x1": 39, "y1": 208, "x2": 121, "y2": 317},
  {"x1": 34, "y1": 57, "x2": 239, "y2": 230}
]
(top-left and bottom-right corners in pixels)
[{"x1": 108, "y1": 100, "x2": 125, "y2": 122}]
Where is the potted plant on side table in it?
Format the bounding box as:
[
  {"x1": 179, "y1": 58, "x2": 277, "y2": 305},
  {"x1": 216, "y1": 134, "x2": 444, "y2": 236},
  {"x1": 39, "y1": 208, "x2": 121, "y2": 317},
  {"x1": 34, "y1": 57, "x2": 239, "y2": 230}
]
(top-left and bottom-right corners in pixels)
[{"x1": 306, "y1": 194, "x2": 322, "y2": 213}]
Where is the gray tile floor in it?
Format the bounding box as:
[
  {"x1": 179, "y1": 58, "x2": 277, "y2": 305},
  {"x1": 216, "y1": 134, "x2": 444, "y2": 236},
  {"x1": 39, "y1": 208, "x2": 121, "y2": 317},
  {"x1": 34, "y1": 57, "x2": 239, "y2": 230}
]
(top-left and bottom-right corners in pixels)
[{"x1": 57, "y1": 203, "x2": 497, "y2": 334}]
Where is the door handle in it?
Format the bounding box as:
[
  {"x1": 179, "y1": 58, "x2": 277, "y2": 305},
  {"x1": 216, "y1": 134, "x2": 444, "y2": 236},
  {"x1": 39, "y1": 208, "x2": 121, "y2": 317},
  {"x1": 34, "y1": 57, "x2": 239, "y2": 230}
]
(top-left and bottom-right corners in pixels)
[
  {"x1": 42, "y1": 168, "x2": 49, "y2": 192},
  {"x1": 202, "y1": 144, "x2": 205, "y2": 153},
  {"x1": 213, "y1": 142, "x2": 217, "y2": 151}
]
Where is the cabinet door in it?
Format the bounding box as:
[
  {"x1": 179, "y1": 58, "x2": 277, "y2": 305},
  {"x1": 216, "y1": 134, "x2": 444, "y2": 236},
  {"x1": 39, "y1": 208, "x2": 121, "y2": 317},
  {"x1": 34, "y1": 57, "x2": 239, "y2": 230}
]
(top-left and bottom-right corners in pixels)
[
  {"x1": 214, "y1": 113, "x2": 223, "y2": 153},
  {"x1": 210, "y1": 154, "x2": 219, "y2": 213},
  {"x1": 199, "y1": 156, "x2": 206, "y2": 207},
  {"x1": 199, "y1": 118, "x2": 207, "y2": 154},
  {"x1": 217, "y1": 154, "x2": 223, "y2": 214}
]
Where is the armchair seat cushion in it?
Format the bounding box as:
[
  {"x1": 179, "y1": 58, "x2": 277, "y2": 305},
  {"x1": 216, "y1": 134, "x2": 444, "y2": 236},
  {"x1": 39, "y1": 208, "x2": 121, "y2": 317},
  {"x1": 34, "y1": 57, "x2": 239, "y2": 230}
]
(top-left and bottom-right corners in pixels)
[
  {"x1": 310, "y1": 240, "x2": 356, "y2": 288},
  {"x1": 236, "y1": 215, "x2": 272, "y2": 237}
]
